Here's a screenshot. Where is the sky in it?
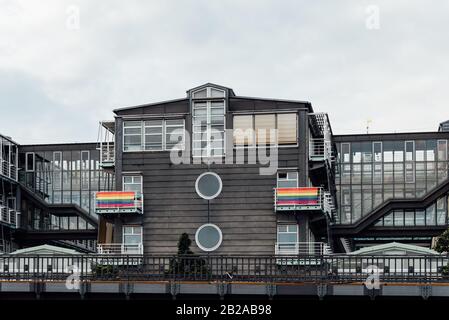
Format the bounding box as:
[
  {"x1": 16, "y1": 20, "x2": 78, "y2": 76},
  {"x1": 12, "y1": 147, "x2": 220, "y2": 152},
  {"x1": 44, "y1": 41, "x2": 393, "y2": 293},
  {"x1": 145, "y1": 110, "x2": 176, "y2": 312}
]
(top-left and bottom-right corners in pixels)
[{"x1": 0, "y1": 0, "x2": 448, "y2": 144}]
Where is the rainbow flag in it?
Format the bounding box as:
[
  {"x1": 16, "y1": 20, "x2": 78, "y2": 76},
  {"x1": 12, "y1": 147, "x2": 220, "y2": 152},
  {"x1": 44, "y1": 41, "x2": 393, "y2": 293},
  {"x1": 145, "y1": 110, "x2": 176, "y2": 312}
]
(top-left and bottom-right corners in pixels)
[
  {"x1": 276, "y1": 187, "x2": 320, "y2": 206},
  {"x1": 96, "y1": 191, "x2": 136, "y2": 208}
]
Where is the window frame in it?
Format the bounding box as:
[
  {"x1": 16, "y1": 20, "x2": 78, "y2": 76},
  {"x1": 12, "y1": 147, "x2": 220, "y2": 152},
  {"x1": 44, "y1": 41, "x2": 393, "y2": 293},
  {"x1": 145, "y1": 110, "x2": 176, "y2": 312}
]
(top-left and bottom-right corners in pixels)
[
  {"x1": 192, "y1": 100, "x2": 226, "y2": 158},
  {"x1": 276, "y1": 171, "x2": 299, "y2": 188},
  {"x1": 122, "y1": 174, "x2": 143, "y2": 197},
  {"x1": 123, "y1": 119, "x2": 185, "y2": 152},
  {"x1": 122, "y1": 225, "x2": 143, "y2": 245},
  {"x1": 276, "y1": 224, "x2": 299, "y2": 244},
  {"x1": 25, "y1": 152, "x2": 35, "y2": 172},
  {"x1": 233, "y1": 112, "x2": 298, "y2": 148}
]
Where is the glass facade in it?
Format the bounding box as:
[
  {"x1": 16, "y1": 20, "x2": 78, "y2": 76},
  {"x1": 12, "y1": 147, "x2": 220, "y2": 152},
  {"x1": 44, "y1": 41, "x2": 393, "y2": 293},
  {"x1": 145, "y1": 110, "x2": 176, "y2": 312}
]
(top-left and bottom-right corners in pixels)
[
  {"x1": 335, "y1": 139, "x2": 449, "y2": 224},
  {"x1": 19, "y1": 147, "x2": 115, "y2": 252}
]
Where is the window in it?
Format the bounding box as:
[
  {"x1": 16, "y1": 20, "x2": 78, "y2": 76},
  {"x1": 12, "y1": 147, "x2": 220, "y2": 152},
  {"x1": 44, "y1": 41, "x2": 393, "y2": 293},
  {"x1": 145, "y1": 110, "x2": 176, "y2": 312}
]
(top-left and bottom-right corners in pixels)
[
  {"x1": 233, "y1": 113, "x2": 297, "y2": 146},
  {"x1": 277, "y1": 114, "x2": 297, "y2": 145},
  {"x1": 277, "y1": 224, "x2": 298, "y2": 244},
  {"x1": 123, "y1": 120, "x2": 185, "y2": 152},
  {"x1": 192, "y1": 87, "x2": 225, "y2": 99},
  {"x1": 123, "y1": 226, "x2": 142, "y2": 245},
  {"x1": 373, "y1": 142, "x2": 382, "y2": 162},
  {"x1": 255, "y1": 114, "x2": 276, "y2": 145},
  {"x1": 165, "y1": 119, "x2": 185, "y2": 150},
  {"x1": 192, "y1": 101, "x2": 225, "y2": 157},
  {"x1": 144, "y1": 120, "x2": 163, "y2": 151},
  {"x1": 438, "y1": 140, "x2": 448, "y2": 161},
  {"x1": 277, "y1": 171, "x2": 298, "y2": 188},
  {"x1": 341, "y1": 143, "x2": 350, "y2": 163},
  {"x1": 25, "y1": 152, "x2": 35, "y2": 172},
  {"x1": 123, "y1": 175, "x2": 142, "y2": 197}
]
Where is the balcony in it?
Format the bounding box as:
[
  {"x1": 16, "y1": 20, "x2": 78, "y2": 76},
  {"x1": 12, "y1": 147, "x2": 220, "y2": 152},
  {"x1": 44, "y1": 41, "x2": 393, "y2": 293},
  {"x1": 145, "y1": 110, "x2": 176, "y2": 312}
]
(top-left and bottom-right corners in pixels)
[
  {"x1": 97, "y1": 243, "x2": 143, "y2": 255},
  {"x1": 309, "y1": 138, "x2": 333, "y2": 162},
  {"x1": 0, "y1": 206, "x2": 20, "y2": 228},
  {"x1": 1, "y1": 160, "x2": 17, "y2": 181},
  {"x1": 95, "y1": 191, "x2": 143, "y2": 215},
  {"x1": 275, "y1": 242, "x2": 331, "y2": 256},
  {"x1": 274, "y1": 187, "x2": 334, "y2": 218},
  {"x1": 97, "y1": 121, "x2": 115, "y2": 169}
]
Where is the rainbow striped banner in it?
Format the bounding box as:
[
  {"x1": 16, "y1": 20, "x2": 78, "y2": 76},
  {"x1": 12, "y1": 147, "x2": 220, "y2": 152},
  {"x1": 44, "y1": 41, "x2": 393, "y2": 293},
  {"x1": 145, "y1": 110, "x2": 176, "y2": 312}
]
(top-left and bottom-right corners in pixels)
[
  {"x1": 276, "y1": 187, "x2": 320, "y2": 206},
  {"x1": 96, "y1": 191, "x2": 136, "y2": 208}
]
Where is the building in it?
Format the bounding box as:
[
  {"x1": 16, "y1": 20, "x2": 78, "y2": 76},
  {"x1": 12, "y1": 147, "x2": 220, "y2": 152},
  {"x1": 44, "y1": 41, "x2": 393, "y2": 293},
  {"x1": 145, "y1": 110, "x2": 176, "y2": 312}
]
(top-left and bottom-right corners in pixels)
[
  {"x1": 0, "y1": 137, "x2": 114, "y2": 253},
  {"x1": 1, "y1": 83, "x2": 448, "y2": 256}
]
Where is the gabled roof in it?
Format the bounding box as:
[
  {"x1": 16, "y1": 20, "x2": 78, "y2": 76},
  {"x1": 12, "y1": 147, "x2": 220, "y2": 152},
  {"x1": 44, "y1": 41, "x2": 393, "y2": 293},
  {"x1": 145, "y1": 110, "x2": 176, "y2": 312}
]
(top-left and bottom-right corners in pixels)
[
  {"x1": 9, "y1": 244, "x2": 82, "y2": 255},
  {"x1": 349, "y1": 242, "x2": 440, "y2": 256}
]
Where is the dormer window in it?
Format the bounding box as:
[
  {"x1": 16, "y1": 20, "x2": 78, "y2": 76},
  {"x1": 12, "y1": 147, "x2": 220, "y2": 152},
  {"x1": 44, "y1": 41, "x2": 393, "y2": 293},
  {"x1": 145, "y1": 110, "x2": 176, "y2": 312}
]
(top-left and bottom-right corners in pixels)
[{"x1": 192, "y1": 87, "x2": 225, "y2": 99}]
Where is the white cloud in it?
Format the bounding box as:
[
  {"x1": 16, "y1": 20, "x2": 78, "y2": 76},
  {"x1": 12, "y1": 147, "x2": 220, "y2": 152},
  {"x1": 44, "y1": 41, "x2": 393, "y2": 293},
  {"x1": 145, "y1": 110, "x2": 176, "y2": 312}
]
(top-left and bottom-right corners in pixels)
[{"x1": 0, "y1": 0, "x2": 448, "y2": 143}]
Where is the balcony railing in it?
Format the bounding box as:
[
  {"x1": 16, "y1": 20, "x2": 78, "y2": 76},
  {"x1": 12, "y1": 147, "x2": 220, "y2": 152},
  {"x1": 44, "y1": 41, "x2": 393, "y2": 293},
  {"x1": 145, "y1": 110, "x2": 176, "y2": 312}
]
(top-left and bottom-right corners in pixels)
[
  {"x1": 0, "y1": 160, "x2": 18, "y2": 181},
  {"x1": 274, "y1": 187, "x2": 334, "y2": 217},
  {"x1": 275, "y1": 242, "x2": 331, "y2": 256},
  {"x1": 99, "y1": 142, "x2": 115, "y2": 168},
  {"x1": 0, "y1": 206, "x2": 20, "y2": 228},
  {"x1": 309, "y1": 138, "x2": 333, "y2": 162},
  {"x1": 97, "y1": 243, "x2": 143, "y2": 255},
  {"x1": 95, "y1": 191, "x2": 143, "y2": 215}
]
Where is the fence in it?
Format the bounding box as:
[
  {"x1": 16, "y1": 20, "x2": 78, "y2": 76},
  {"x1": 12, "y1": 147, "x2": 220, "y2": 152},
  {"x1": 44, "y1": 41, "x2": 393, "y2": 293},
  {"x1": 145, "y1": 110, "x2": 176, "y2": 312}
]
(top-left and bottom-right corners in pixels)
[{"x1": 0, "y1": 254, "x2": 448, "y2": 283}]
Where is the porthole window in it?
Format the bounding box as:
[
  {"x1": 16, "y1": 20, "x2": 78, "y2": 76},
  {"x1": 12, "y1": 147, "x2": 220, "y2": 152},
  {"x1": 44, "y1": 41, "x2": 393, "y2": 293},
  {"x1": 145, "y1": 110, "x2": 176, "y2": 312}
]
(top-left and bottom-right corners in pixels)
[
  {"x1": 195, "y1": 223, "x2": 223, "y2": 252},
  {"x1": 195, "y1": 172, "x2": 222, "y2": 200}
]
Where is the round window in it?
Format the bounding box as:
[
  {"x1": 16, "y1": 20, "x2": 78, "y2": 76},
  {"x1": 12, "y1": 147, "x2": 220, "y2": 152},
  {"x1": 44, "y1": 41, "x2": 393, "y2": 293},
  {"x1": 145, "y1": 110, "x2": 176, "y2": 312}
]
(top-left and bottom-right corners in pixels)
[
  {"x1": 195, "y1": 223, "x2": 223, "y2": 252},
  {"x1": 195, "y1": 172, "x2": 222, "y2": 200}
]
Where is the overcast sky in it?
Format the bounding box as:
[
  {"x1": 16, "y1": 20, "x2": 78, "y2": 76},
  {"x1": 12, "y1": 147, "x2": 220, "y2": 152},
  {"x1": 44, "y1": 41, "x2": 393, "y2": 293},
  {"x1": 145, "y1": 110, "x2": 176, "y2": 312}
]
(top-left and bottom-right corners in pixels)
[{"x1": 1, "y1": 0, "x2": 448, "y2": 144}]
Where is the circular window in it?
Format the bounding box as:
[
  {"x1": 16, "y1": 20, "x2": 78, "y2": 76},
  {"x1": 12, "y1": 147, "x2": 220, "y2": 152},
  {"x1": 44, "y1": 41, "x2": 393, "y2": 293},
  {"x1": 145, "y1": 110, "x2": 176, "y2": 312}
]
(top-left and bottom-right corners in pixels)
[
  {"x1": 195, "y1": 223, "x2": 223, "y2": 252},
  {"x1": 195, "y1": 172, "x2": 222, "y2": 200}
]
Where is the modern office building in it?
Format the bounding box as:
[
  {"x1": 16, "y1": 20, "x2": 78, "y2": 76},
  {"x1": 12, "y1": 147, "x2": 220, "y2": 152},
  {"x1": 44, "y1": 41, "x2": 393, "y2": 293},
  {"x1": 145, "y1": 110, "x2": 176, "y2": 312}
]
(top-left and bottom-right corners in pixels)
[{"x1": 1, "y1": 83, "x2": 448, "y2": 256}]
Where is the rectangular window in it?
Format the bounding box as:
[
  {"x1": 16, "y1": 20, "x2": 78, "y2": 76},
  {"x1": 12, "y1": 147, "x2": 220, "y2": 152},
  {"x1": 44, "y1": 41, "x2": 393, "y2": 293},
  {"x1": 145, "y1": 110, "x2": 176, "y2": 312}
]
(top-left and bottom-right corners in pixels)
[
  {"x1": 255, "y1": 114, "x2": 276, "y2": 145},
  {"x1": 341, "y1": 143, "x2": 350, "y2": 163},
  {"x1": 373, "y1": 142, "x2": 382, "y2": 162},
  {"x1": 277, "y1": 224, "x2": 298, "y2": 243},
  {"x1": 124, "y1": 119, "x2": 185, "y2": 152},
  {"x1": 123, "y1": 121, "x2": 142, "y2": 151},
  {"x1": 438, "y1": 140, "x2": 448, "y2": 161},
  {"x1": 277, "y1": 113, "x2": 297, "y2": 145},
  {"x1": 277, "y1": 171, "x2": 298, "y2": 188},
  {"x1": 165, "y1": 119, "x2": 185, "y2": 150},
  {"x1": 144, "y1": 120, "x2": 163, "y2": 151},
  {"x1": 123, "y1": 175, "x2": 142, "y2": 197},
  {"x1": 123, "y1": 226, "x2": 143, "y2": 245},
  {"x1": 233, "y1": 113, "x2": 297, "y2": 146},
  {"x1": 25, "y1": 152, "x2": 35, "y2": 172},
  {"x1": 193, "y1": 101, "x2": 225, "y2": 157}
]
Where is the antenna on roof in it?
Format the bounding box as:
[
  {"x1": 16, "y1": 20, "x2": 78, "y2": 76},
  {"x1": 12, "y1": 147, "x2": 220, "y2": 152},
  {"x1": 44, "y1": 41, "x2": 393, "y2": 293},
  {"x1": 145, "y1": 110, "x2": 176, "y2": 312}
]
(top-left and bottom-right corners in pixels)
[{"x1": 366, "y1": 119, "x2": 372, "y2": 134}]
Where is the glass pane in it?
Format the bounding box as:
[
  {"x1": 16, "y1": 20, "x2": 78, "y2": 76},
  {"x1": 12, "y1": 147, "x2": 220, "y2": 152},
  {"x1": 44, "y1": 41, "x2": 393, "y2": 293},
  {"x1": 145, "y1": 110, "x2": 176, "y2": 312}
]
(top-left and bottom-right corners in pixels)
[
  {"x1": 233, "y1": 115, "x2": 254, "y2": 145},
  {"x1": 255, "y1": 114, "x2": 275, "y2": 145},
  {"x1": 277, "y1": 113, "x2": 297, "y2": 145}
]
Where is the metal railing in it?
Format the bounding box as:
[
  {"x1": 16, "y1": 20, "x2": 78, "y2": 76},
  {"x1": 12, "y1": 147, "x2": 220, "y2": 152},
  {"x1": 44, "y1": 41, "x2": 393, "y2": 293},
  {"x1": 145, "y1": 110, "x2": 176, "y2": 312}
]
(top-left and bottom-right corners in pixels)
[
  {"x1": 0, "y1": 254, "x2": 449, "y2": 283},
  {"x1": 275, "y1": 242, "x2": 331, "y2": 256},
  {"x1": 0, "y1": 206, "x2": 20, "y2": 228},
  {"x1": 97, "y1": 243, "x2": 143, "y2": 255},
  {"x1": 309, "y1": 138, "x2": 333, "y2": 162},
  {"x1": 274, "y1": 187, "x2": 334, "y2": 218},
  {"x1": 99, "y1": 142, "x2": 115, "y2": 167}
]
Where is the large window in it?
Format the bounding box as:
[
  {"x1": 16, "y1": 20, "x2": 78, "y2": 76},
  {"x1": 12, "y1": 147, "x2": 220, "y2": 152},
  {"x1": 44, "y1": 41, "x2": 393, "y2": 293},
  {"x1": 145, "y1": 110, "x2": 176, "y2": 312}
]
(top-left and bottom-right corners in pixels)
[
  {"x1": 336, "y1": 139, "x2": 449, "y2": 225},
  {"x1": 233, "y1": 113, "x2": 297, "y2": 146},
  {"x1": 192, "y1": 101, "x2": 225, "y2": 157},
  {"x1": 123, "y1": 119, "x2": 185, "y2": 152}
]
